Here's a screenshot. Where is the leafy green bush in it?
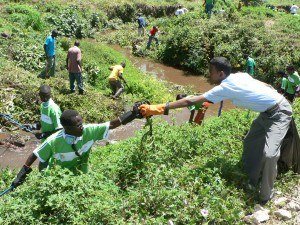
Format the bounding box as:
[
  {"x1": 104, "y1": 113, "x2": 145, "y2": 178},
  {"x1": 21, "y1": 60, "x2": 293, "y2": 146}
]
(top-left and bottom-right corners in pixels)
[
  {"x1": 11, "y1": 41, "x2": 44, "y2": 71},
  {"x1": 90, "y1": 11, "x2": 108, "y2": 29},
  {"x1": 2, "y1": 109, "x2": 298, "y2": 223},
  {"x1": 106, "y1": 18, "x2": 124, "y2": 30},
  {"x1": 240, "y1": 6, "x2": 276, "y2": 16},
  {"x1": 83, "y1": 62, "x2": 102, "y2": 86},
  {"x1": 5, "y1": 4, "x2": 44, "y2": 31},
  {"x1": 45, "y1": 5, "x2": 95, "y2": 38}
]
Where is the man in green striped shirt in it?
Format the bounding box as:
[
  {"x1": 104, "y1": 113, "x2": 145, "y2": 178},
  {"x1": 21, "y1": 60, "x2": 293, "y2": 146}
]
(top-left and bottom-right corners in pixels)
[
  {"x1": 23, "y1": 85, "x2": 62, "y2": 170},
  {"x1": 24, "y1": 85, "x2": 62, "y2": 139},
  {"x1": 12, "y1": 103, "x2": 144, "y2": 187}
]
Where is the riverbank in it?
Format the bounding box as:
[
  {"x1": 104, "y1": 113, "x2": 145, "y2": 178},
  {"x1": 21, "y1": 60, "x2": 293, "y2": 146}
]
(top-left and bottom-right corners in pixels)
[{"x1": 0, "y1": 43, "x2": 236, "y2": 169}]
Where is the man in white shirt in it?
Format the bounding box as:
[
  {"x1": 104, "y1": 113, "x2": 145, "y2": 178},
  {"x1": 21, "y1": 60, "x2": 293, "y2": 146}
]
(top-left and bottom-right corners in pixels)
[
  {"x1": 175, "y1": 6, "x2": 188, "y2": 16},
  {"x1": 139, "y1": 57, "x2": 293, "y2": 204},
  {"x1": 290, "y1": 4, "x2": 299, "y2": 14}
]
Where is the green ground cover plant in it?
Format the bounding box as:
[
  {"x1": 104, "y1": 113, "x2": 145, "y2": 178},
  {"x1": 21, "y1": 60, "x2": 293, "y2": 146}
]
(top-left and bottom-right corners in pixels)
[{"x1": 1, "y1": 108, "x2": 300, "y2": 224}]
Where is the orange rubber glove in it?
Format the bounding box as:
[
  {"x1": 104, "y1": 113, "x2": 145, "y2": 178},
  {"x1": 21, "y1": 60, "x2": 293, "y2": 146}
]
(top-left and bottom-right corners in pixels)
[
  {"x1": 202, "y1": 102, "x2": 209, "y2": 108},
  {"x1": 139, "y1": 104, "x2": 166, "y2": 117}
]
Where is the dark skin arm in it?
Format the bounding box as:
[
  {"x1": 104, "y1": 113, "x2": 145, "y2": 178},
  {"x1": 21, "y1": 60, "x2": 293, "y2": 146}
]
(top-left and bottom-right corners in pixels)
[
  {"x1": 109, "y1": 118, "x2": 122, "y2": 129},
  {"x1": 44, "y1": 44, "x2": 48, "y2": 57},
  {"x1": 66, "y1": 56, "x2": 69, "y2": 70},
  {"x1": 24, "y1": 153, "x2": 38, "y2": 167},
  {"x1": 119, "y1": 74, "x2": 127, "y2": 83},
  {"x1": 77, "y1": 59, "x2": 82, "y2": 71},
  {"x1": 169, "y1": 95, "x2": 210, "y2": 109}
]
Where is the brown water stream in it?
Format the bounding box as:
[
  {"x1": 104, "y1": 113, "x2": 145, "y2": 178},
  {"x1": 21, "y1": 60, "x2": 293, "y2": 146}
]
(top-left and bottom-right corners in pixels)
[
  {"x1": 0, "y1": 45, "x2": 235, "y2": 169},
  {"x1": 110, "y1": 44, "x2": 235, "y2": 119}
]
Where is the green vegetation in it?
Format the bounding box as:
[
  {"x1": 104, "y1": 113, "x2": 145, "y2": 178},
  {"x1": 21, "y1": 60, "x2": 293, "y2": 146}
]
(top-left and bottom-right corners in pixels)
[
  {"x1": 103, "y1": 4, "x2": 300, "y2": 84},
  {"x1": 1, "y1": 108, "x2": 300, "y2": 224},
  {"x1": 0, "y1": 3, "x2": 174, "y2": 125},
  {"x1": 1, "y1": 0, "x2": 300, "y2": 224}
]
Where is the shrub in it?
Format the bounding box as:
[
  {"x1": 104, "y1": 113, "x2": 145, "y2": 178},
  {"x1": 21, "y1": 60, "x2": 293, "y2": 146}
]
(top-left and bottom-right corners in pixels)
[
  {"x1": 45, "y1": 5, "x2": 95, "y2": 38},
  {"x1": 5, "y1": 4, "x2": 44, "y2": 31}
]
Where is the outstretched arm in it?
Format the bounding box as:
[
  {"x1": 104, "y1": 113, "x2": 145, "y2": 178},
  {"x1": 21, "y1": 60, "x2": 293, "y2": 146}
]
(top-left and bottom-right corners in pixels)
[
  {"x1": 169, "y1": 95, "x2": 209, "y2": 110},
  {"x1": 109, "y1": 118, "x2": 122, "y2": 130},
  {"x1": 24, "y1": 153, "x2": 38, "y2": 167},
  {"x1": 44, "y1": 44, "x2": 47, "y2": 57},
  {"x1": 109, "y1": 100, "x2": 150, "y2": 129},
  {"x1": 139, "y1": 95, "x2": 209, "y2": 117}
]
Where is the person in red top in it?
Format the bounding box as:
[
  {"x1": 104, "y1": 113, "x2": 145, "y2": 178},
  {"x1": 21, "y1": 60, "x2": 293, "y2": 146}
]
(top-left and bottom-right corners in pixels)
[
  {"x1": 66, "y1": 40, "x2": 84, "y2": 95},
  {"x1": 146, "y1": 26, "x2": 160, "y2": 49}
]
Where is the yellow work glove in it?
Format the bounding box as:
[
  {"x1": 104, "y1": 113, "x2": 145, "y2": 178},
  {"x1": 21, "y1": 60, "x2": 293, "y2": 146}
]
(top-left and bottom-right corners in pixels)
[{"x1": 139, "y1": 104, "x2": 167, "y2": 117}]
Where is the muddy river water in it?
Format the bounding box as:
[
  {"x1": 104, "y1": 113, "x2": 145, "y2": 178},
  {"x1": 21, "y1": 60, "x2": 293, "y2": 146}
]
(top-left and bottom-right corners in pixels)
[{"x1": 0, "y1": 45, "x2": 235, "y2": 169}]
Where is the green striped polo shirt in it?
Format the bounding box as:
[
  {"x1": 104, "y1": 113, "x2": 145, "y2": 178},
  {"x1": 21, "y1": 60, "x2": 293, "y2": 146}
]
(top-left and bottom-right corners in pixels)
[{"x1": 33, "y1": 122, "x2": 110, "y2": 174}]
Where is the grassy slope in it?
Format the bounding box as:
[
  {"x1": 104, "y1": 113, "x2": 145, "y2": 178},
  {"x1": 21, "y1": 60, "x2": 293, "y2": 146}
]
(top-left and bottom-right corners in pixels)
[{"x1": 0, "y1": 2, "x2": 174, "y2": 124}]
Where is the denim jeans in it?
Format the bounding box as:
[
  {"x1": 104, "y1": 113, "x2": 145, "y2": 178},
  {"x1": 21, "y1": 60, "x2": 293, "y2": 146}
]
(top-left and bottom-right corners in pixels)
[
  {"x1": 146, "y1": 35, "x2": 159, "y2": 49},
  {"x1": 69, "y1": 72, "x2": 84, "y2": 94},
  {"x1": 205, "y1": 4, "x2": 214, "y2": 18},
  {"x1": 38, "y1": 56, "x2": 55, "y2": 79}
]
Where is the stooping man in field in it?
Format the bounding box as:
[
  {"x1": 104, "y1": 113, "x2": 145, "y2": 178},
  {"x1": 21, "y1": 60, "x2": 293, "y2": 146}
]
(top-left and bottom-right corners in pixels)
[
  {"x1": 146, "y1": 26, "x2": 160, "y2": 49},
  {"x1": 137, "y1": 13, "x2": 146, "y2": 37},
  {"x1": 23, "y1": 85, "x2": 62, "y2": 171},
  {"x1": 290, "y1": 4, "x2": 299, "y2": 14},
  {"x1": 108, "y1": 62, "x2": 127, "y2": 100},
  {"x1": 38, "y1": 29, "x2": 58, "y2": 79},
  {"x1": 11, "y1": 101, "x2": 147, "y2": 188},
  {"x1": 176, "y1": 94, "x2": 209, "y2": 125},
  {"x1": 139, "y1": 57, "x2": 292, "y2": 204},
  {"x1": 175, "y1": 5, "x2": 188, "y2": 16}
]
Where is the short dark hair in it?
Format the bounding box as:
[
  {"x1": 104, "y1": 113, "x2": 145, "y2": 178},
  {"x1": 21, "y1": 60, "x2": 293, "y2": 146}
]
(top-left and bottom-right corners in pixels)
[
  {"x1": 39, "y1": 85, "x2": 51, "y2": 94},
  {"x1": 121, "y1": 62, "x2": 126, "y2": 68},
  {"x1": 277, "y1": 70, "x2": 286, "y2": 76},
  {"x1": 286, "y1": 65, "x2": 295, "y2": 71},
  {"x1": 74, "y1": 40, "x2": 80, "y2": 46},
  {"x1": 210, "y1": 57, "x2": 232, "y2": 76},
  {"x1": 176, "y1": 94, "x2": 187, "y2": 100},
  {"x1": 60, "y1": 110, "x2": 79, "y2": 126},
  {"x1": 52, "y1": 29, "x2": 59, "y2": 35}
]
